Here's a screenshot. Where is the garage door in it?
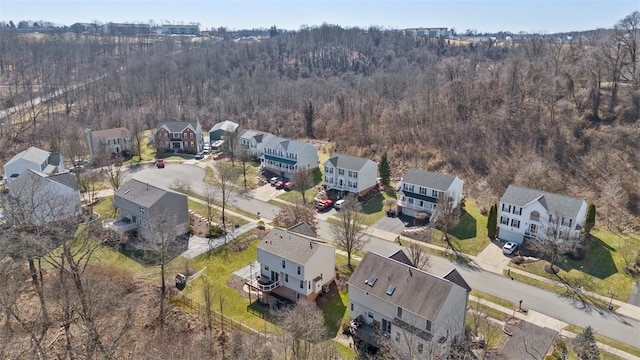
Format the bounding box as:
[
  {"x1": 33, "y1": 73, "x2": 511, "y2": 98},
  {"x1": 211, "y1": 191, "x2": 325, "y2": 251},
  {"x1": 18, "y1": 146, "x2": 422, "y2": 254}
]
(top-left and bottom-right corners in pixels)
[
  {"x1": 497, "y1": 228, "x2": 524, "y2": 244},
  {"x1": 400, "y1": 207, "x2": 417, "y2": 218}
]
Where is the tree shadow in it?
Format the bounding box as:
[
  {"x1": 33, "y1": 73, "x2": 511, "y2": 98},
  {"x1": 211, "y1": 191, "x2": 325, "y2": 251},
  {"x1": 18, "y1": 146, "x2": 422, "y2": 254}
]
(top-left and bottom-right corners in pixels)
[
  {"x1": 361, "y1": 193, "x2": 383, "y2": 215},
  {"x1": 449, "y1": 210, "x2": 476, "y2": 240},
  {"x1": 563, "y1": 235, "x2": 618, "y2": 280}
]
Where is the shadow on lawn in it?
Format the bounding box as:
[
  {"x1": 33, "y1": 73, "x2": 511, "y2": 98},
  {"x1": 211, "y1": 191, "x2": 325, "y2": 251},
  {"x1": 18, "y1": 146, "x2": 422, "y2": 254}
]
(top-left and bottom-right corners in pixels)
[
  {"x1": 449, "y1": 210, "x2": 476, "y2": 240},
  {"x1": 565, "y1": 235, "x2": 618, "y2": 280}
]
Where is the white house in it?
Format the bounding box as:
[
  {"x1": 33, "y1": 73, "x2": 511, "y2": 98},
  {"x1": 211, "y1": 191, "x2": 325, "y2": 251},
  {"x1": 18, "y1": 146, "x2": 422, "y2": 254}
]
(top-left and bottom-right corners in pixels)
[
  {"x1": 250, "y1": 227, "x2": 335, "y2": 304},
  {"x1": 348, "y1": 252, "x2": 470, "y2": 359},
  {"x1": 497, "y1": 185, "x2": 588, "y2": 245},
  {"x1": 239, "y1": 129, "x2": 276, "y2": 158},
  {"x1": 85, "y1": 127, "x2": 134, "y2": 160},
  {"x1": 6, "y1": 170, "x2": 81, "y2": 225},
  {"x1": 397, "y1": 169, "x2": 463, "y2": 218},
  {"x1": 323, "y1": 153, "x2": 378, "y2": 197},
  {"x1": 261, "y1": 136, "x2": 319, "y2": 179},
  {"x1": 108, "y1": 179, "x2": 189, "y2": 242},
  {"x1": 3, "y1": 147, "x2": 65, "y2": 183}
]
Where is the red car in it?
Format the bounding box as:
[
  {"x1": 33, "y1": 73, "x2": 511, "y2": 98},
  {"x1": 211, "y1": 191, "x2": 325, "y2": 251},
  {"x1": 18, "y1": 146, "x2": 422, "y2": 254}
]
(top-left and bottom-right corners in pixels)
[
  {"x1": 315, "y1": 199, "x2": 334, "y2": 211},
  {"x1": 283, "y1": 181, "x2": 292, "y2": 191},
  {"x1": 274, "y1": 181, "x2": 285, "y2": 189},
  {"x1": 156, "y1": 158, "x2": 165, "y2": 168}
]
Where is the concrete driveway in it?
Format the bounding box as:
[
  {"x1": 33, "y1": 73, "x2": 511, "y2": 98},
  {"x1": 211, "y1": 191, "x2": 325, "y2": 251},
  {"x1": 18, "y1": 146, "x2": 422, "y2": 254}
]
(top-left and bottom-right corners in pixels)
[
  {"x1": 475, "y1": 239, "x2": 512, "y2": 274},
  {"x1": 370, "y1": 213, "x2": 420, "y2": 234}
]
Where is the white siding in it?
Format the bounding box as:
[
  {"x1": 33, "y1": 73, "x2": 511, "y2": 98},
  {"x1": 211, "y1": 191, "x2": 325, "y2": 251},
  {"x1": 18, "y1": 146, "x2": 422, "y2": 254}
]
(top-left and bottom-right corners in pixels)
[
  {"x1": 4, "y1": 159, "x2": 45, "y2": 182},
  {"x1": 447, "y1": 177, "x2": 464, "y2": 208}
]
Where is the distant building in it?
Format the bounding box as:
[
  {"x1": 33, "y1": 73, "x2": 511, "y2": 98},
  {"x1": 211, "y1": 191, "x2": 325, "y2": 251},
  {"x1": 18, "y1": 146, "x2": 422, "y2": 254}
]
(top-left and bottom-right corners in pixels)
[
  {"x1": 405, "y1": 27, "x2": 452, "y2": 38},
  {"x1": 3, "y1": 147, "x2": 66, "y2": 183},
  {"x1": 85, "y1": 127, "x2": 133, "y2": 160},
  {"x1": 161, "y1": 24, "x2": 200, "y2": 36},
  {"x1": 156, "y1": 120, "x2": 204, "y2": 154},
  {"x1": 106, "y1": 23, "x2": 151, "y2": 36}
]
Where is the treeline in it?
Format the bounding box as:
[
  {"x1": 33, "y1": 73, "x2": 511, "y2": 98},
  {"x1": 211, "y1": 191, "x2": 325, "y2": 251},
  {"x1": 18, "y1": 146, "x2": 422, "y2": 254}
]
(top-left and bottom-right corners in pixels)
[{"x1": 0, "y1": 14, "x2": 638, "y2": 228}]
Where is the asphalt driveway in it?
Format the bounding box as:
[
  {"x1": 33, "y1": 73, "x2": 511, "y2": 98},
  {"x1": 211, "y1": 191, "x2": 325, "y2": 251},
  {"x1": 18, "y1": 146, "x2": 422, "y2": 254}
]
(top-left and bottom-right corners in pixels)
[
  {"x1": 370, "y1": 213, "x2": 423, "y2": 234},
  {"x1": 496, "y1": 320, "x2": 557, "y2": 360}
]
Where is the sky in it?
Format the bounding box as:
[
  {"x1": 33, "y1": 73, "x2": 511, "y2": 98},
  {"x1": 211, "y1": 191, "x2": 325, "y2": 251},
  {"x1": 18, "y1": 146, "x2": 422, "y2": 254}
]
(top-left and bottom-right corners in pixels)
[{"x1": 0, "y1": 0, "x2": 637, "y2": 34}]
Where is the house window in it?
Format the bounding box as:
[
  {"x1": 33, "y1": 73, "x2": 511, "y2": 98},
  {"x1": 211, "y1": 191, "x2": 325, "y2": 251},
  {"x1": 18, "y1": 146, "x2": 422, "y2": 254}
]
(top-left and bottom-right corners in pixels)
[
  {"x1": 299, "y1": 280, "x2": 304, "y2": 289},
  {"x1": 418, "y1": 343, "x2": 424, "y2": 354},
  {"x1": 500, "y1": 216, "x2": 509, "y2": 225},
  {"x1": 173, "y1": 132, "x2": 180, "y2": 138},
  {"x1": 417, "y1": 187, "x2": 426, "y2": 196},
  {"x1": 138, "y1": 206, "x2": 145, "y2": 215},
  {"x1": 407, "y1": 184, "x2": 415, "y2": 192},
  {"x1": 513, "y1": 207, "x2": 522, "y2": 215},
  {"x1": 338, "y1": 169, "x2": 344, "y2": 175},
  {"x1": 282, "y1": 260, "x2": 286, "y2": 269},
  {"x1": 308, "y1": 282, "x2": 310, "y2": 290},
  {"x1": 190, "y1": 141, "x2": 194, "y2": 147},
  {"x1": 352, "y1": 172, "x2": 357, "y2": 178},
  {"x1": 264, "y1": 265, "x2": 269, "y2": 271},
  {"x1": 511, "y1": 219, "x2": 520, "y2": 228},
  {"x1": 285, "y1": 274, "x2": 288, "y2": 282},
  {"x1": 530, "y1": 211, "x2": 540, "y2": 222},
  {"x1": 502, "y1": 203, "x2": 511, "y2": 212},
  {"x1": 431, "y1": 189, "x2": 439, "y2": 198},
  {"x1": 426, "y1": 320, "x2": 432, "y2": 333},
  {"x1": 189, "y1": 133, "x2": 193, "y2": 138},
  {"x1": 350, "y1": 303, "x2": 354, "y2": 311},
  {"x1": 408, "y1": 198, "x2": 414, "y2": 204},
  {"x1": 367, "y1": 311, "x2": 374, "y2": 319},
  {"x1": 397, "y1": 307, "x2": 403, "y2": 318},
  {"x1": 297, "y1": 266, "x2": 301, "y2": 275}
]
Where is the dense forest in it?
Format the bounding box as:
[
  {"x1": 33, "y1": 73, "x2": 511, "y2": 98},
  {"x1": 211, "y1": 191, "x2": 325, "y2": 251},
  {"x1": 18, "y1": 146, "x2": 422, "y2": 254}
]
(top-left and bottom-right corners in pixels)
[{"x1": 0, "y1": 12, "x2": 638, "y2": 231}]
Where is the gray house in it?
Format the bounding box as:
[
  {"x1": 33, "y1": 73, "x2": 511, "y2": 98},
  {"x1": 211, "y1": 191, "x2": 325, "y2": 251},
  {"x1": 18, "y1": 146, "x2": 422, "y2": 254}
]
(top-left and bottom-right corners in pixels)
[
  {"x1": 209, "y1": 120, "x2": 239, "y2": 142},
  {"x1": 108, "y1": 179, "x2": 189, "y2": 241}
]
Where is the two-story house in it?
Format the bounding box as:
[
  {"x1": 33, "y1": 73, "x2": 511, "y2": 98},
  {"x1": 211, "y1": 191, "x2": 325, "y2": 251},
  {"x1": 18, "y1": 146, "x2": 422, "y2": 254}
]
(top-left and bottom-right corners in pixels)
[
  {"x1": 261, "y1": 136, "x2": 319, "y2": 179},
  {"x1": 397, "y1": 169, "x2": 463, "y2": 219},
  {"x1": 3, "y1": 146, "x2": 65, "y2": 183},
  {"x1": 156, "y1": 121, "x2": 204, "y2": 154},
  {"x1": 348, "y1": 252, "x2": 470, "y2": 359},
  {"x1": 108, "y1": 179, "x2": 189, "y2": 242},
  {"x1": 6, "y1": 170, "x2": 81, "y2": 226},
  {"x1": 323, "y1": 154, "x2": 378, "y2": 197},
  {"x1": 209, "y1": 120, "x2": 239, "y2": 143},
  {"x1": 250, "y1": 227, "x2": 335, "y2": 305},
  {"x1": 497, "y1": 185, "x2": 588, "y2": 244},
  {"x1": 85, "y1": 127, "x2": 133, "y2": 160},
  {"x1": 239, "y1": 129, "x2": 276, "y2": 158}
]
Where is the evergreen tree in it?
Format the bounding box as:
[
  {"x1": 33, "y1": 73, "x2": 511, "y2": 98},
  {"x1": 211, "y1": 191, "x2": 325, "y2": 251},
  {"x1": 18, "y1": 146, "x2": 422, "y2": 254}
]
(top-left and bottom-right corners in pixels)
[
  {"x1": 487, "y1": 204, "x2": 498, "y2": 239},
  {"x1": 584, "y1": 203, "x2": 596, "y2": 235},
  {"x1": 378, "y1": 152, "x2": 391, "y2": 186},
  {"x1": 573, "y1": 326, "x2": 600, "y2": 360}
]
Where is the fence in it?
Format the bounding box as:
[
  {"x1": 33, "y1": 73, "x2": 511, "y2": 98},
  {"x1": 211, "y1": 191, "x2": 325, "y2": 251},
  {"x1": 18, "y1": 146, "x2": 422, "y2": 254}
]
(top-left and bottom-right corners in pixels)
[{"x1": 174, "y1": 293, "x2": 261, "y2": 335}]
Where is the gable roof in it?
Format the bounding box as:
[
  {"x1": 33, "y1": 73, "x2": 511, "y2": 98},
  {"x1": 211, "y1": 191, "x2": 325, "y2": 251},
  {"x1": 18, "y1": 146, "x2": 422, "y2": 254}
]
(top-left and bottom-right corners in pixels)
[
  {"x1": 158, "y1": 121, "x2": 200, "y2": 133},
  {"x1": 388, "y1": 249, "x2": 414, "y2": 267},
  {"x1": 348, "y1": 252, "x2": 466, "y2": 320},
  {"x1": 47, "y1": 172, "x2": 79, "y2": 191},
  {"x1": 91, "y1": 127, "x2": 131, "y2": 139},
  {"x1": 115, "y1": 179, "x2": 183, "y2": 208},
  {"x1": 240, "y1": 129, "x2": 275, "y2": 143},
  {"x1": 209, "y1": 120, "x2": 239, "y2": 133},
  {"x1": 401, "y1": 168, "x2": 458, "y2": 191},
  {"x1": 258, "y1": 227, "x2": 333, "y2": 265},
  {"x1": 326, "y1": 153, "x2": 374, "y2": 171},
  {"x1": 287, "y1": 222, "x2": 317, "y2": 237},
  {"x1": 442, "y1": 269, "x2": 472, "y2": 293},
  {"x1": 263, "y1": 136, "x2": 317, "y2": 154},
  {"x1": 500, "y1": 185, "x2": 586, "y2": 220},
  {"x1": 6, "y1": 147, "x2": 51, "y2": 167}
]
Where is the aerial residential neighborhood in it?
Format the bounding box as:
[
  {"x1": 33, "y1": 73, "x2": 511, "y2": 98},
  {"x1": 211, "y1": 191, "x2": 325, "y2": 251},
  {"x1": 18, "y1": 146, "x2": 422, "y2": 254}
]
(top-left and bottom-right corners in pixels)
[{"x1": 0, "y1": 5, "x2": 639, "y2": 360}]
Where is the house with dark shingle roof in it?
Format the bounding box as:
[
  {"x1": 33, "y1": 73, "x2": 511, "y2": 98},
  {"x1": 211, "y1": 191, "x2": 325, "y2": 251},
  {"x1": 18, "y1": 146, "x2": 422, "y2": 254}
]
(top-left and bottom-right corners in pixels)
[
  {"x1": 156, "y1": 120, "x2": 204, "y2": 154},
  {"x1": 397, "y1": 169, "x2": 463, "y2": 219},
  {"x1": 348, "y1": 252, "x2": 469, "y2": 359},
  {"x1": 323, "y1": 153, "x2": 378, "y2": 196},
  {"x1": 261, "y1": 136, "x2": 319, "y2": 180},
  {"x1": 85, "y1": 127, "x2": 133, "y2": 160},
  {"x1": 252, "y1": 227, "x2": 335, "y2": 304},
  {"x1": 239, "y1": 129, "x2": 276, "y2": 158},
  {"x1": 497, "y1": 185, "x2": 588, "y2": 244},
  {"x1": 6, "y1": 169, "x2": 81, "y2": 225},
  {"x1": 108, "y1": 179, "x2": 189, "y2": 241},
  {"x1": 208, "y1": 120, "x2": 239, "y2": 142}
]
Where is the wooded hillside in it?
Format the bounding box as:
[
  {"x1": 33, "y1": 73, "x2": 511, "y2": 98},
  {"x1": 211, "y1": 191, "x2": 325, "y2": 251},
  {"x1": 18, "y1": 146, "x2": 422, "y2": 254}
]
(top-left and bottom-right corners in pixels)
[{"x1": 1, "y1": 12, "x2": 638, "y2": 229}]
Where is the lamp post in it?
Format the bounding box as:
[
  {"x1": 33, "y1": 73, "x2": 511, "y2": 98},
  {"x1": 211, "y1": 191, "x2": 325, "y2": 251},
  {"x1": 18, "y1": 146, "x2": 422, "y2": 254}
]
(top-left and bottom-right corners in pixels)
[
  {"x1": 608, "y1": 289, "x2": 615, "y2": 311},
  {"x1": 579, "y1": 265, "x2": 584, "y2": 290}
]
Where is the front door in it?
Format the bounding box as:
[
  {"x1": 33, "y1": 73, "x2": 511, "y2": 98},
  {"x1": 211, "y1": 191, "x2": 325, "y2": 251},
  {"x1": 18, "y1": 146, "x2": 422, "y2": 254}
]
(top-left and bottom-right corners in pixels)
[
  {"x1": 271, "y1": 271, "x2": 279, "y2": 282},
  {"x1": 529, "y1": 223, "x2": 537, "y2": 236}
]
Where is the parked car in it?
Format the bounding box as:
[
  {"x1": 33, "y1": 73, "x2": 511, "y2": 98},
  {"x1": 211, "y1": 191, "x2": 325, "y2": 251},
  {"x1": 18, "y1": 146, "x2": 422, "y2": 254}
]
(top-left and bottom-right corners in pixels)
[
  {"x1": 274, "y1": 181, "x2": 285, "y2": 189},
  {"x1": 283, "y1": 181, "x2": 292, "y2": 191},
  {"x1": 334, "y1": 199, "x2": 346, "y2": 210},
  {"x1": 502, "y1": 242, "x2": 518, "y2": 255},
  {"x1": 69, "y1": 164, "x2": 85, "y2": 173},
  {"x1": 269, "y1": 176, "x2": 281, "y2": 185},
  {"x1": 156, "y1": 158, "x2": 165, "y2": 168},
  {"x1": 195, "y1": 152, "x2": 204, "y2": 160},
  {"x1": 315, "y1": 199, "x2": 334, "y2": 211}
]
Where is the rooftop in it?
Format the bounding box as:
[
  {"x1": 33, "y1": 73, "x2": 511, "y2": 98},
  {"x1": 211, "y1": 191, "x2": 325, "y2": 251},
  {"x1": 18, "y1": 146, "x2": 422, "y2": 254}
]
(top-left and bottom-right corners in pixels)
[
  {"x1": 326, "y1": 153, "x2": 375, "y2": 171},
  {"x1": 115, "y1": 179, "x2": 184, "y2": 208},
  {"x1": 258, "y1": 227, "x2": 333, "y2": 265},
  {"x1": 209, "y1": 120, "x2": 239, "y2": 133},
  {"x1": 90, "y1": 127, "x2": 131, "y2": 140},
  {"x1": 501, "y1": 184, "x2": 586, "y2": 220},
  {"x1": 158, "y1": 121, "x2": 200, "y2": 133},
  {"x1": 401, "y1": 168, "x2": 459, "y2": 191}
]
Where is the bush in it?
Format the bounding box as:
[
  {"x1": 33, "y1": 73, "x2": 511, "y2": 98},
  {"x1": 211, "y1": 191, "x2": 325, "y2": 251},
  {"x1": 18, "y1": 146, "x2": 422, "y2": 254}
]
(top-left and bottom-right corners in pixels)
[
  {"x1": 207, "y1": 225, "x2": 225, "y2": 238},
  {"x1": 480, "y1": 207, "x2": 488, "y2": 216},
  {"x1": 513, "y1": 256, "x2": 524, "y2": 265},
  {"x1": 257, "y1": 220, "x2": 265, "y2": 230},
  {"x1": 567, "y1": 247, "x2": 586, "y2": 261}
]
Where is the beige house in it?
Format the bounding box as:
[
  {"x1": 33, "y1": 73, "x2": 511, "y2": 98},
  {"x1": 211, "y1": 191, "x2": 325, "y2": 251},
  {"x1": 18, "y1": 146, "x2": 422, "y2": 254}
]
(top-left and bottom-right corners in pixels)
[{"x1": 85, "y1": 127, "x2": 133, "y2": 160}]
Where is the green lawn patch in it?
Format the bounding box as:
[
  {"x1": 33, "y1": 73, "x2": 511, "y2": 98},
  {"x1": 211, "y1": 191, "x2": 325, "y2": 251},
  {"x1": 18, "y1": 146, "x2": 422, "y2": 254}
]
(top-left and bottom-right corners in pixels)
[
  {"x1": 321, "y1": 290, "x2": 349, "y2": 336},
  {"x1": 465, "y1": 312, "x2": 505, "y2": 348},
  {"x1": 511, "y1": 229, "x2": 639, "y2": 301},
  {"x1": 277, "y1": 168, "x2": 323, "y2": 203},
  {"x1": 470, "y1": 290, "x2": 515, "y2": 310},
  {"x1": 126, "y1": 132, "x2": 156, "y2": 163},
  {"x1": 333, "y1": 341, "x2": 356, "y2": 360},
  {"x1": 336, "y1": 253, "x2": 360, "y2": 275},
  {"x1": 431, "y1": 200, "x2": 490, "y2": 256},
  {"x1": 267, "y1": 199, "x2": 285, "y2": 208},
  {"x1": 565, "y1": 324, "x2": 640, "y2": 357},
  {"x1": 93, "y1": 196, "x2": 116, "y2": 219},
  {"x1": 360, "y1": 189, "x2": 397, "y2": 226}
]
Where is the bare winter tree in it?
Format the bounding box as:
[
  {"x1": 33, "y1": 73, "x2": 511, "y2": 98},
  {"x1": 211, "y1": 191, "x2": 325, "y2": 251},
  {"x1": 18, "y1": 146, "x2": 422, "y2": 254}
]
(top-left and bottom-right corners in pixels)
[
  {"x1": 330, "y1": 195, "x2": 368, "y2": 269},
  {"x1": 277, "y1": 301, "x2": 334, "y2": 360},
  {"x1": 291, "y1": 166, "x2": 314, "y2": 204},
  {"x1": 528, "y1": 213, "x2": 584, "y2": 274},
  {"x1": 101, "y1": 152, "x2": 127, "y2": 192},
  {"x1": 433, "y1": 194, "x2": 461, "y2": 243},
  {"x1": 406, "y1": 242, "x2": 430, "y2": 270},
  {"x1": 273, "y1": 202, "x2": 319, "y2": 235},
  {"x1": 208, "y1": 161, "x2": 240, "y2": 241}
]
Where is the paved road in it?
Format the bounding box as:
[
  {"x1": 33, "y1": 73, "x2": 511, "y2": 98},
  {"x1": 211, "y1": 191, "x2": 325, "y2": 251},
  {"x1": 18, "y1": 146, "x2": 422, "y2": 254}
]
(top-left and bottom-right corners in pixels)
[{"x1": 129, "y1": 163, "x2": 640, "y2": 349}]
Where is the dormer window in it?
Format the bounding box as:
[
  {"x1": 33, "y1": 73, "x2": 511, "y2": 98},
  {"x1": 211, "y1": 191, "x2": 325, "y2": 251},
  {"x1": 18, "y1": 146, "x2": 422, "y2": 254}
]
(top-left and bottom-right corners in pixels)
[{"x1": 138, "y1": 206, "x2": 145, "y2": 215}]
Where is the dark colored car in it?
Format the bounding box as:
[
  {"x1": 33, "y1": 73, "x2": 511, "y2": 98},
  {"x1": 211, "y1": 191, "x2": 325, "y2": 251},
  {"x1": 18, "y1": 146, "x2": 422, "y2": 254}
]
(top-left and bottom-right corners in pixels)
[
  {"x1": 156, "y1": 158, "x2": 165, "y2": 168},
  {"x1": 195, "y1": 152, "x2": 204, "y2": 160}
]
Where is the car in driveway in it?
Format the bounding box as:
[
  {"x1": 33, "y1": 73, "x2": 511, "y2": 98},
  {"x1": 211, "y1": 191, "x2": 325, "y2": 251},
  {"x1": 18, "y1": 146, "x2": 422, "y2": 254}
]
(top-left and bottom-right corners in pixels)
[
  {"x1": 156, "y1": 158, "x2": 165, "y2": 168},
  {"x1": 502, "y1": 242, "x2": 518, "y2": 255},
  {"x1": 195, "y1": 152, "x2": 204, "y2": 160},
  {"x1": 269, "y1": 176, "x2": 281, "y2": 186},
  {"x1": 283, "y1": 181, "x2": 292, "y2": 191},
  {"x1": 315, "y1": 199, "x2": 334, "y2": 211},
  {"x1": 274, "y1": 180, "x2": 285, "y2": 190},
  {"x1": 334, "y1": 199, "x2": 347, "y2": 210}
]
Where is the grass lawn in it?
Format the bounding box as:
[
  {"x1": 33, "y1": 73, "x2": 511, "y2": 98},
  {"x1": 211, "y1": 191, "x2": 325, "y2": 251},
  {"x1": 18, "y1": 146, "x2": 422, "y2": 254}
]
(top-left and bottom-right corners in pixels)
[
  {"x1": 187, "y1": 199, "x2": 249, "y2": 227},
  {"x1": 430, "y1": 200, "x2": 490, "y2": 256},
  {"x1": 360, "y1": 187, "x2": 397, "y2": 226},
  {"x1": 267, "y1": 199, "x2": 285, "y2": 208},
  {"x1": 321, "y1": 290, "x2": 349, "y2": 336},
  {"x1": 465, "y1": 314, "x2": 504, "y2": 349},
  {"x1": 126, "y1": 131, "x2": 156, "y2": 163},
  {"x1": 333, "y1": 341, "x2": 356, "y2": 360},
  {"x1": 565, "y1": 324, "x2": 640, "y2": 358},
  {"x1": 277, "y1": 168, "x2": 323, "y2": 203},
  {"x1": 179, "y1": 238, "x2": 281, "y2": 334},
  {"x1": 470, "y1": 290, "x2": 515, "y2": 310},
  {"x1": 336, "y1": 252, "x2": 360, "y2": 275},
  {"x1": 93, "y1": 196, "x2": 116, "y2": 219},
  {"x1": 510, "y1": 229, "x2": 640, "y2": 301}
]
